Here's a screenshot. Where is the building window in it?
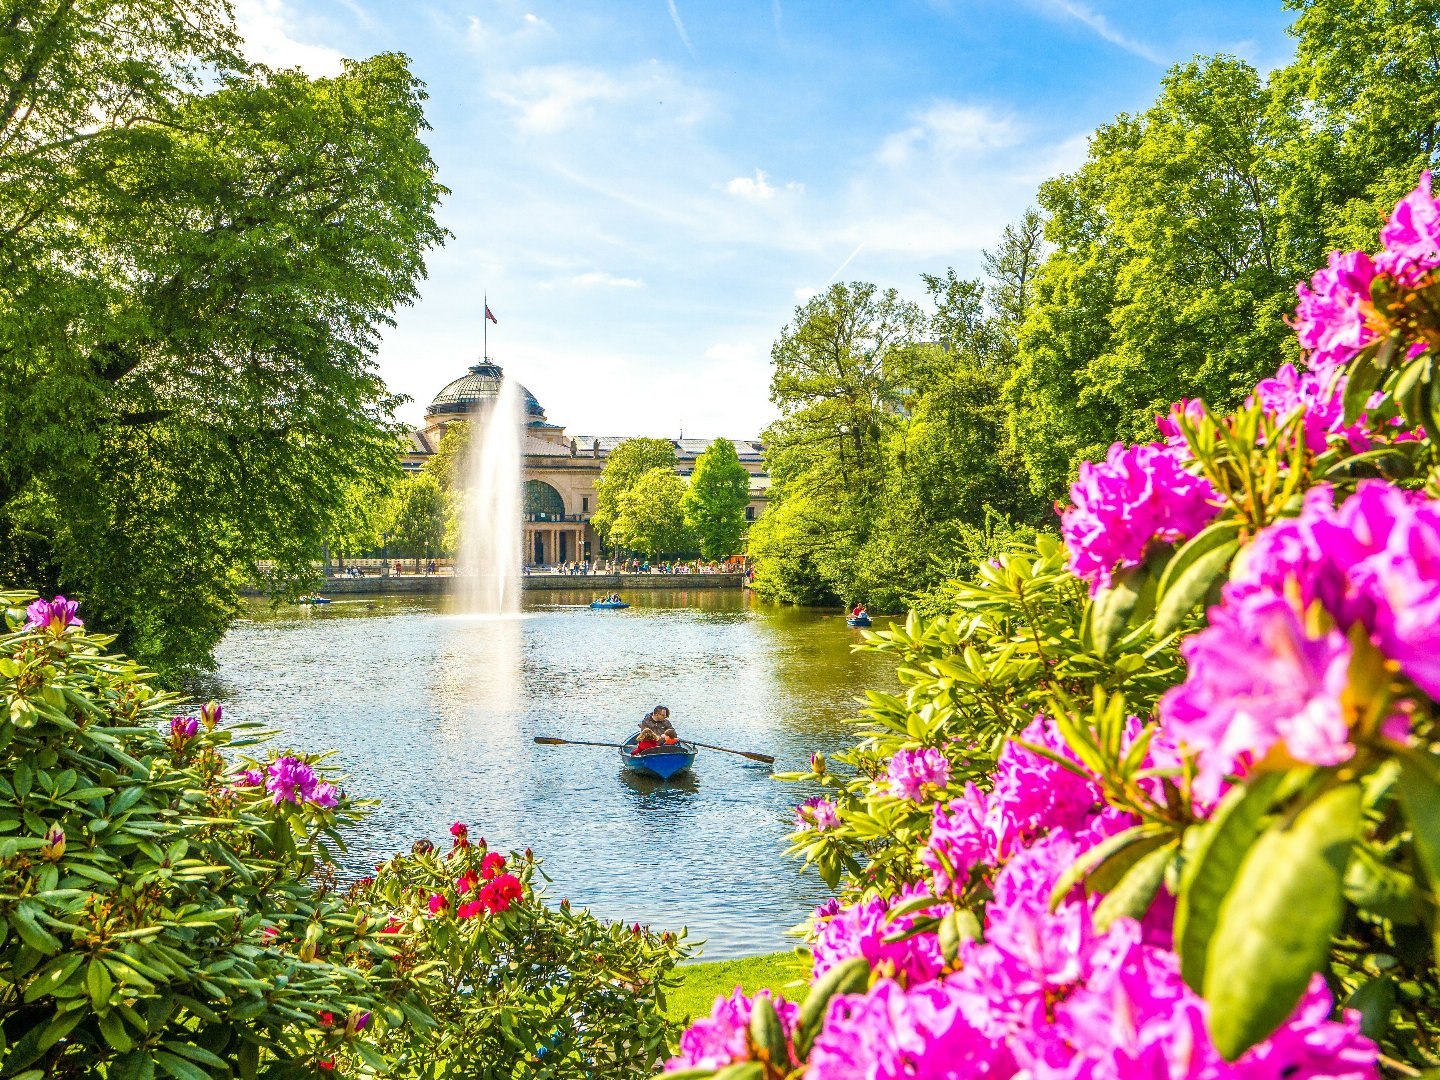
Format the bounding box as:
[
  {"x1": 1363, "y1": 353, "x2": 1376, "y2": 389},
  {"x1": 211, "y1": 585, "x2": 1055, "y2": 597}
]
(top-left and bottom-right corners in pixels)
[
  {"x1": 524, "y1": 480, "x2": 566, "y2": 519},
  {"x1": 582, "y1": 496, "x2": 589, "y2": 513},
  {"x1": 745, "y1": 506, "x2": 755, "y2": 521}
]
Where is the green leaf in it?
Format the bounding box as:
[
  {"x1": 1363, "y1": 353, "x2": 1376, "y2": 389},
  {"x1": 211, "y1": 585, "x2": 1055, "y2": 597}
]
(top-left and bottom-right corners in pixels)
[
  {"x1": 1396, "y1": 750, "x2": 1440, "y2": 892},
  {"x1": 1204, "y1": 782, "x2": 1361, "y2": 1061},
  {"x1": 1154, "y1": 531, "x2": 1240, "y2": 636},
  {"x1": 1093, "y1": 842, "x2": 1175, "y2": 932},
  {"x1": 1049, "y1": 823, "x2": 1170, "y2": 909},
  {"x1": 87, "y1": 957, "x2": 113, "y2": 1012},
  {"x1": 794, "y1": 956, "x2": 870, "y2": 1058},
  {"x1": 710, "y1": 1063, "x2": 763, "y2": 1080},
  {"x1": 154, "y1": 1051, "x2": 210, "y2": 1080},
  {"x1": 1344, "y1": 976, "x2": 1395, "y2": 1043},
  {"x1": 1174, "y1": 772, "x2": 1283, "y2": 992},
  {"x1": 1088, "y1": 563, "x2": 1146, "y2": 657},
  {"x1": 97, "y1": 1009, "x2": 134, "y2": 1053},
  {"x1": 748, "y1": 994, "x2": 791, "y2": 1071}
]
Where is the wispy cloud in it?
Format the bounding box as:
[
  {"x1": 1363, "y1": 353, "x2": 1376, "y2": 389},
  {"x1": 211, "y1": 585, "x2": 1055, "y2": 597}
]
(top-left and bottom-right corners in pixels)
[
  {"x1": 667, "y1": 0, "x2": 697, "y2": 58},
  {"x1": 232, "y1": 0, "x2": 344, "y2": 76},
  {"x1": 878, "y1": 102, "x2": 1020, "y2": 166},
  {"x1": 570, "y1": 272, "x2": 645, "y2": 289},
  {"x1": 1042, "y1": 0, "x2": 1165, "y2": 64}
]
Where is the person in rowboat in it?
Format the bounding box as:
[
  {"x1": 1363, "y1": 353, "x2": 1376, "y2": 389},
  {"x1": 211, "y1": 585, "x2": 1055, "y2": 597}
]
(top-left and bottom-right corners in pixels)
[{"x1": 634, "y1": 705, "x2": 679, "y2": 753}]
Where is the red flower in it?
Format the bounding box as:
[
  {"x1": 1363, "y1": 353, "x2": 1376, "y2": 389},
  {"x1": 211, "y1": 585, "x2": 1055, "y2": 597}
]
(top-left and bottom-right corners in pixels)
[
  {"x1": 319, "y1": 1012, "x2": 334, "y2": 1027},
  {"x1": 456, "y1": 869, "x2": 480, "y2": 894},
  {"x1": 480, "y1": 852, "x2": 506, "y2": 880},
  {"x1": 479, "y1": 872, "x2": 522, "y2": 914},
  {"x1": 381, "y1": 918, "x2": 404, "y2": 934},
  {"x1": 318, "y1": 1059, "x2": 335, "y2": 1072},
  {"x1": 449, "y1": 822, "x2": 468, "y2": 839},
  {"x1": 456, "y1": 900, "x2": 485, "y2": 919}
]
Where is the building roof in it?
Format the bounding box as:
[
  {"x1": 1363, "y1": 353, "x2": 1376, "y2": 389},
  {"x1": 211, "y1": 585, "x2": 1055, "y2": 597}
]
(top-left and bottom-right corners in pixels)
[{"x1": 427, "y1": 363, "x2": 548, "y2": 425}]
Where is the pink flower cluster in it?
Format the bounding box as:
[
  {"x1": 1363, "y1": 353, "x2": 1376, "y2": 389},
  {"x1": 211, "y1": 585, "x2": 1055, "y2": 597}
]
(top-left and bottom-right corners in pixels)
[
  {"x1": 795, "y1": 796, "x2": 841, "y2": 831},
  {"x1": 811, "y1": 882, "x2": 948, "y2": 987},
  {"x1": 233, "y1": 756, "x2": 339, "y2": 809},
  {"x1": 922, "y1": 717, "x2": 1112, "y2": 895},
  {"x1": 886, "y1": 747, "x2": 950, "y2": 801},
  {"x1": 808, "y1": 832, "x2": 1374, "y2": 1080},
  {"x1": 1162, "y1": 480, "x2": 1438, "y2": 799},
  {"x1": 668, "y1": 988, "x2": 799, "y2": 1071},
  {"x1": 1061, "y1": 442, "x2": 1222, "y2": 595},
  {"x1": 24, "y1": 596, "x2": 81, "y2": 633}
]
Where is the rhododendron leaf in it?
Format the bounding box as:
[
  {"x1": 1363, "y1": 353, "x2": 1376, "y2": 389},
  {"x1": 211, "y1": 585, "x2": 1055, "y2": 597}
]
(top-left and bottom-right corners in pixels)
[
  {"x1": 1396, "y1": 750, "x2": 1440, "y2": 900},
  {"x1": 1343, "y1": 338, "x2": 1391, "y2": 425},
  {"x1": 1048, "y1": 823, "x2": 1170, "y2": 911},
  {"x1": 880, "y1": 915, "x2": 941, "y2": 944},
  {"x1": 1343, "y1": 976, "x2": 1396, "y2": 1043},
  {"x1": 938, "y1": 907, "x2": 979, "y2": 965},
  {"x1": 1344, "y1": 845, "x2": 1421, "y2": 925},
  {"x1": 748, "y1": 994, "x2": 792, "y2": 1071},
  {"x1": 710, "y1": 1063, "x2": 763, "y2": 1080},
  {"x1": 1204, "y1": 782, "x2": 1361, "y2": 1061},
  {"x1": 793, "y1": 956, "x2": 870, "y2": 1058},
  {"x1": 1087, "y1": 563, "x2": 1147, "y2": 657},
  {"x1": 1093, "y1": 841, "x2": 1176, "y2": 932},
  {"x1": 883, "y1": 894, "x2": 944, "y2": 921},
  {"x1": 1154, "y1": 533, "x2": 1241, "y2": 637},
  {"x1": 1175, "y1": 772, "x2": 1285, "y2": 992}
]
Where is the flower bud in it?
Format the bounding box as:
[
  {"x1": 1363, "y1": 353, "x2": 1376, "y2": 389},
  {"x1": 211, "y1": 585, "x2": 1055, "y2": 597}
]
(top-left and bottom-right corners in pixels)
[
  {"x1": 41, "y1": 826, "x2": 65, "y2": 862},
  {"x1": 810, "y1": 752, "x2": 826, "y2": 775},
  {"x1": 200, "y1": 701, "x2": 222, "y2": 729}
]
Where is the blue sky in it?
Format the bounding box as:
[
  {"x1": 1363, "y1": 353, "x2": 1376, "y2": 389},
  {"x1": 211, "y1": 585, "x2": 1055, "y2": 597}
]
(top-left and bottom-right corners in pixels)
[{"x1": 233, "y1": 0, "x2": 1297, "y2": 438}]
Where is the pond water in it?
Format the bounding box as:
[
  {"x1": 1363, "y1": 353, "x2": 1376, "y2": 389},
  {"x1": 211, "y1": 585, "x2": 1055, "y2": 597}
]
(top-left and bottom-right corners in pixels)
[{"x1": 205, "y1": 589, "x2": 892, "y2": 959}]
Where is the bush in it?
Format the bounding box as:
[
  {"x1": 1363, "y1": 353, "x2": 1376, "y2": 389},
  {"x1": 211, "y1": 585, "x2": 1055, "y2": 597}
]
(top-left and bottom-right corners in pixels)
[
  {"x1": 0, "y1": 592, "x2": 685, "y2": 1078},
  {"x1": 667, "y1": 175, "x2": 1440, "y2": 1078}
]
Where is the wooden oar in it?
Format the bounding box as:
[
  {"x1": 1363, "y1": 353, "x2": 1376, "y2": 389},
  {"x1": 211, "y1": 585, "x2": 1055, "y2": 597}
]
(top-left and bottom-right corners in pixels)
[{"x1": 533, "y1": 736, "x2": 775, "y2": 765}]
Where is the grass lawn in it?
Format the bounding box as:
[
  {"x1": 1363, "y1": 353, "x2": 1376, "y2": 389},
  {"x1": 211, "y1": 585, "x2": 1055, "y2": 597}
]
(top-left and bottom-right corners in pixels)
[{"x1": 666, "y1": 951, "x2": 813, "y2": 1024}]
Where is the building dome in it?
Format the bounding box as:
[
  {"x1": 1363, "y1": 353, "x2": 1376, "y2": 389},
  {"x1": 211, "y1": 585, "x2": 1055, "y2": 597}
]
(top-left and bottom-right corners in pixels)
[{"x1": 427, "y1": 362, "x2": 547, "y2": 425}]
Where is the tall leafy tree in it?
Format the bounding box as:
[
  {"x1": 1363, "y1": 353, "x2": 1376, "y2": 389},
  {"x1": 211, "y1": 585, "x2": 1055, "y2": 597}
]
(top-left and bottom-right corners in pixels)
[
  {"x1": 592, "y1": 437, "x2": 677, "y2": 545},
  {"x1": 0, "y1": 1, "x2": 446, "y2": 678},
  {"x1": 610, "y1": 468, "x2": 693, "y2": 559},
  {"x1": 387, "y1": 473, "x2": 447, "y2": 570},
  {"x1": 681, "y1": 438, "x2": 750, "y2": 559}
]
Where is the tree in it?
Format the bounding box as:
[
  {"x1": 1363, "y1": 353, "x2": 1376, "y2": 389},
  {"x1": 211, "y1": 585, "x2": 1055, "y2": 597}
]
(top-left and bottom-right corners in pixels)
[
  {"x1": 681, "y1": 439, "x2": 751, "y2": 559},
  {"x1": 592, "y1": 438, "x2": 677, "y2": 545},
  {"x1": 609, "y1": 468, "x2": 693, "y2": 559},
  {"x1": 386, "y1": 473, "x2": 447, "y2": 570},
  {"x1": 0, "y1": 2, "x2": 446, "y2": 679},
  {"x1": 982, "y1": 207, "x2": 1046, "y2": 336}
]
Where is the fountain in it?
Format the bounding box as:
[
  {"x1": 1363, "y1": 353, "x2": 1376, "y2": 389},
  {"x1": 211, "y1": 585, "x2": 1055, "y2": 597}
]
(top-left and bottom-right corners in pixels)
[{"x1": 455, "y1": 371, "x2": 523, "y2": 614}]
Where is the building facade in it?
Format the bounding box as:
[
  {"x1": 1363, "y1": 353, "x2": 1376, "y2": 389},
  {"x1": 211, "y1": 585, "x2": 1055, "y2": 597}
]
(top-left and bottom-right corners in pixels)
[{"x1": 402, "y1": 362, "x2": 769, "y2": 565}]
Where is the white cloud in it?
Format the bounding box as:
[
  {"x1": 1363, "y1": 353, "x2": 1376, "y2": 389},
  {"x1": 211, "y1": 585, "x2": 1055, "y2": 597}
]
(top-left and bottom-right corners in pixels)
[
  {"x1": 1039, "y1": 0, "x2": 1164, "y2": 64},
  {"x1": 232, "y1": 0, "x2": 344, "y2": 77},
  {"x1": 792, "y1": 286, "x2": 816, "y2": 302},
  {"x1": 667, "y1": 0, "x2": 698, "y2": 58},
  {"x1": 490, "y1": 61, "x2": 707, "y2": 135},
  {"x1": 571, "y1": 272, "x2": 645, "y2": 288},
  {"x1": 726, "y1": 170, "x2": 776, "y2": 200},
  {"x1": 879, "y1": 102, "x2": 1020, "y2": 167}
]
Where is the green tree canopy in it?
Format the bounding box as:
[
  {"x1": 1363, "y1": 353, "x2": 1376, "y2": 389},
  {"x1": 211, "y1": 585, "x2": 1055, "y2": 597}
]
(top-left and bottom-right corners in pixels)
[
  {"x1": 610, "y1": 467, "x2": 693, "y2": 559},
  {"x1": 386, "y1": 473, "x2": 447, "y2": 569},
  {"x1": 681, "y1": 439, "x2": 751, "y2": 559},
  {"x1": 0, "y1": 1, "x2": 446, "y2": 678},
  {"x1": 592, "y1": 437, "x2": 677, "y2": 544}
]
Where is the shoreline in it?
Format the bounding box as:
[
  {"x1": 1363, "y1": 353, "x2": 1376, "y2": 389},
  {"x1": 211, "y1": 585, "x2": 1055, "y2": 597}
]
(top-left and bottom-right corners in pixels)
[{"x1": 241, "y1": 571, "x2": 747, "y2": 598}]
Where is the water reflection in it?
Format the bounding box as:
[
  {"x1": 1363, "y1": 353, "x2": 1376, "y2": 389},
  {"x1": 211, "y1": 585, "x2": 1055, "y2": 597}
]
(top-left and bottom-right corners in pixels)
[{"x1": 208, "y1": 589, "x2": 892, "y2": 958}]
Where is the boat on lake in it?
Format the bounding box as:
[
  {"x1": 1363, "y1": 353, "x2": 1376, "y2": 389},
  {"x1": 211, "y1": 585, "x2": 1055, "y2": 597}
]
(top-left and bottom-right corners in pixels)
[
  {"x1": 620, "y1": 733, "x2": 697, "y2": 780},
  {"x1": 299, "y1": 596, "x2": 332, "y2": 605},
  {"x1": 590, "y1": 599, "x2": 630, "y2": 609},
  {"x1": 846, "y1": 614, "x2": 871, "y2": 628}
]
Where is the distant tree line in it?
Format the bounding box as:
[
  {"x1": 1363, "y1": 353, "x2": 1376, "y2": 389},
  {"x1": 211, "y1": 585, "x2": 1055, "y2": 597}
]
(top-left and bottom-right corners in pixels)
[{"x1": 749, "y1": 0, "x2": 1440, "y2": 612}]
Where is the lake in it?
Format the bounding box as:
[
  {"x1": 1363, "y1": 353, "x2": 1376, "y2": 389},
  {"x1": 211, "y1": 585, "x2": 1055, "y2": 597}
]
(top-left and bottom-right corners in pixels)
[{"x1": 205, "y1": 588, "x2": 892, "y2": 959}]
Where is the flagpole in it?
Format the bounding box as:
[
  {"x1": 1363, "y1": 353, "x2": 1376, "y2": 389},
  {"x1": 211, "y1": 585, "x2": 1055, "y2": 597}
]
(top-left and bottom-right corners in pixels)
[{"x1": 483, "y1": 291, "x2": 488, "y2": 362}]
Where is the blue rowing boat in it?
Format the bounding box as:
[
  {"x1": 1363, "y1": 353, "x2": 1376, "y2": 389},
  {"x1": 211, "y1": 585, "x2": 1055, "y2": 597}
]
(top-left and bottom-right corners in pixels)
[
  {"x1": 619, "y1": 733, "x2": 697, "y2": 780},
  {"x1": 590, "y1": 600, "x2": 630, "y2": 609},
  {"x1": 300, "y1": 597, "x2": 332, "y2": 605},
  {"x1": 847, "y1": 614, "x2": 871, "y2": 628}
]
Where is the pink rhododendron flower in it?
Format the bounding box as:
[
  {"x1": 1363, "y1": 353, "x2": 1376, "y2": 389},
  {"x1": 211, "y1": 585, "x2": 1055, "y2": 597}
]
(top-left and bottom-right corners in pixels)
[
  {"x1": 1294, "y1": 249, "x2": 1379, "y2": 376},
  {"x1": 427, "y1": 893, "x2": 449, "y2": 916},
  {"x1": 235, "y1": 769, "x2": 265, "y2": 788},
  {"x1": 1162, "y1": 591, "x2": 1353, "y2": 802},
  {"x1": 265, "y1": 757, "x2": 317, "y2": 805},
  {"x1": 169, "y1": 716, "x2": 199, "y2": 740},
  {"x1": 456, "y1": 900, "x2": 484, "y2": 919},
  {"x1": 987, "y1": 717, "x2": 1104, "y2": 859},
  {"x1": 456, "y1": 869, "x2": 479, "y2": 895},
  {"x1": 811, "y1": 883, "x2": 947, "y2": 986},
  {"x1": 809, "y1": 979, "x2": 1012, "y2": 1080},
  {"x1": 923, "y1": 784, "x2": 990, "y2": 895},
  {"x1": 887, "y1": 748, "x2": 950, "y2": 801},
  {"x1": 1154, "y1": 398, "x2": 1206, "y2": 450},
  {"x1": 1377, "y1": 170, "x2": 1440, "y2": 287},
  {"x1": 666, "y1": 988, "x2": 799, "y2": 1071},
  {"x1": 795, "y1": 796, "x2": 841, "y2": 831},
  {"x1": 479, "y1": 872, "x2": 522, "y2": 913},
  {"x1": 24, "y1": 596, "x2": 81, "y2": 633},
  {"x1": 1062, "y1": 442, "x2": 1222, "y2": 595}
]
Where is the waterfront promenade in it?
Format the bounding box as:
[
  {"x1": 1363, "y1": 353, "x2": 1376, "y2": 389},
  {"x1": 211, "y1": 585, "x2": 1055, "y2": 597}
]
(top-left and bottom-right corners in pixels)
[{"x1": 243, "y1": 568, "x2": 746, "y2": 597}]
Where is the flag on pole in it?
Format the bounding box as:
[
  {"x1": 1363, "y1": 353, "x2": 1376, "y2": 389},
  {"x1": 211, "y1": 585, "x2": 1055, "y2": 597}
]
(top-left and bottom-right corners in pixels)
[{"x1": 485, "y1": 304, "x2": 498, "y2": 324}]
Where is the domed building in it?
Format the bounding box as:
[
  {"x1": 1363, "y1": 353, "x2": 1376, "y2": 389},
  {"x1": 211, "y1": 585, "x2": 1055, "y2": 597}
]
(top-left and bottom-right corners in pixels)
[{"x1": 403, "y1": 360, "x2": 769, "y2": 566}]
